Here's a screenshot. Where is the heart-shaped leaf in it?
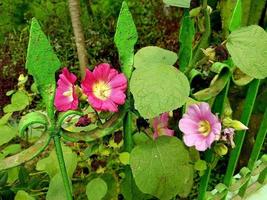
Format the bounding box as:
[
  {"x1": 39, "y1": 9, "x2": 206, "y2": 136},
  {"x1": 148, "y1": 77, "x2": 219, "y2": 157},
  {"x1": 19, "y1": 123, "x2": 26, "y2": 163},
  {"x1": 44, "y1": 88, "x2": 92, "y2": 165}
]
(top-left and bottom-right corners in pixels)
[
  {"x1": 226, "y1": 25, "x2": 267, "y2": 79},
  {"x1": 130, "y1": 64, "x2": 189, "y2": 118},
  {"x1": 130, "y1": 136, "x2": 193, "y2": 199}
]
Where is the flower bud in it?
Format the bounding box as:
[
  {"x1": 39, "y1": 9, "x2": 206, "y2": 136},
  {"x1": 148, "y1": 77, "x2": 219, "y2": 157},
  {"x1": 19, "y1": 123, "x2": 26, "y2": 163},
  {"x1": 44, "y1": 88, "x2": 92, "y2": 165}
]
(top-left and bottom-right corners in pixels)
[
  {"x1": 223, "y1": 117, "x2": 248, "y2": 131},
  {"x1": 214, "y1": 143, "x2": 228, "y2": 156}
]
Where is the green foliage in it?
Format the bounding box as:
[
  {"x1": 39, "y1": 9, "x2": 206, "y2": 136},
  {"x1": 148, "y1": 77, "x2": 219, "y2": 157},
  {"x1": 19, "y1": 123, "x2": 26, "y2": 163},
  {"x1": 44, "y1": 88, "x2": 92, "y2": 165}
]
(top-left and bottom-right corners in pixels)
[
  {"x1": 15, "y1": 190, "x2": 35, "y2": 200},
  {"x1": 130, "y1": 64, "x2": 190, "y2": 118},
  {"x1": 18, "y1": 111, "x2": 48, "y2": 137},
  {"x1": 134, "y1": 46, "x2": 178, "y2": 69},
  {"x1": 3, "y1": 91, "x2": 30, "y2": 113},
  {"x1": 178, "y1": 10, "x2": 195, "y2": 72},
  {"x1": 226, "y1": 25, "x2": 267, "y2": 79},
  {"x1": 86, "y1": 178, "x2": 108, "y2": 200},
  {"x1": 163, "y1": 0, "x2": 191, "y2": 8},
  {"x1": 0, "y1": 125, "x2": 17, "y2": 146},
  {"x1": 36, "y1": 143, "x2": 77, "y2": 200},
  {"x1": 0, "y1": 144, "x2": 21, "y2": 159},
  {"x1": 26, "y1": 18, "x2": 61, "y2": 113},
  {"x1": 229, "y1": 0, "x2": 242, "y2": 32},
  {"x1": 193, "y1": 62, "x2": 232, "y2": 100},
  {"x1": 130, "y1": 136, "x2": 193, "y2": 199},
  {"x1": 114, "y1": 1, "x2": 138, "y2": 79},
  {"x1": 121, "y1": 166, "x2": 150, "y2": 200}
]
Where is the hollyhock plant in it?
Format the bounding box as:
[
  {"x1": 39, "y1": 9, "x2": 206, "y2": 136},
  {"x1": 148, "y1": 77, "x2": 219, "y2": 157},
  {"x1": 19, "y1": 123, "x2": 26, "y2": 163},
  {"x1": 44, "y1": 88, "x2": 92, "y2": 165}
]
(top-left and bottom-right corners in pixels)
[
  {"x1": 153, "y1": 112, "x2": 174, "y2": 139},
  {"x1": 81, "y1": 63, "x2": 127, "y2": 112},
  {"x1": 179, "y1": 103, "x2": 221, "y2": 151},
  {"x1": 54, "y1": 67, "x2": 78, "y2": 111}
]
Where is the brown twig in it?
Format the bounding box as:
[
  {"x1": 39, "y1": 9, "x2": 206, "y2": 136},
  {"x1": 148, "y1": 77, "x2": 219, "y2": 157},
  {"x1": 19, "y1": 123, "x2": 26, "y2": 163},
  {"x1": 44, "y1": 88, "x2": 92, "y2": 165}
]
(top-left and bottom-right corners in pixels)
[{"x1": 69, "y1": 0, "x2": 89, "y2": 79}]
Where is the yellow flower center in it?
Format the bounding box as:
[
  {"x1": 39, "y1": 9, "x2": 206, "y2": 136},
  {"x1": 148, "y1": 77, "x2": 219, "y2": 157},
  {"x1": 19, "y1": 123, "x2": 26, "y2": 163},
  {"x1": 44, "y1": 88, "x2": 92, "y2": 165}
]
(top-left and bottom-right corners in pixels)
[
  {"x1": 92, "y1": 81, "x2": 111, "y2": 100},
  {"x1": 63, "y1": 90, "x2": 73, "y2": 97},
  {"x1": 198, "y1": 120, "x2": 211, "y2": 137}
]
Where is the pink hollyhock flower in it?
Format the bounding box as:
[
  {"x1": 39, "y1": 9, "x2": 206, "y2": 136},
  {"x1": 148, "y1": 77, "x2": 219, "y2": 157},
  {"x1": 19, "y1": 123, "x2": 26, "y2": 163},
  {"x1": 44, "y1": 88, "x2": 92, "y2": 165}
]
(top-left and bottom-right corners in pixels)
[
  {"x1": 54, "y1": 68, "x2": 78, "y2": 111},
  {"x1": 153, "y1": 113, "x2": 174, "y2": 139},
  {"x1": 81, "y1": 63, "x2": 127, "y2": 112},
  {"x1": 179, "y1": 103, "x2": 221, "y2": 151}
]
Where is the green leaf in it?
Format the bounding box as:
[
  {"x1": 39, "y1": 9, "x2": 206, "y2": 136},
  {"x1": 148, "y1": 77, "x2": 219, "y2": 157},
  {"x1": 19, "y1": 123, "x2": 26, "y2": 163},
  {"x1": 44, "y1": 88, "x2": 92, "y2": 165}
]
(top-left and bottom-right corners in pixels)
[
  {"x1": 133, "y1": 132, "x2": 150, "y2": 145},
  {"x1": 100, "y1": 173, "x2": 118, "y2": 200},
  {"x1": 18, "y1": 112, "x2": 49, "y2": 137},
  {"x1": 114, "y1": 1, "x2": 137, "y2": 78},
  {"x1": 119, "y1": 152, "x2": 130, "y2": 165},
  {"x1": 7, "y1": 167, "x2": 19, "y2": 184},
  {"x1": 229, "y1": 0, "x2": 242, "y2": 32},
  {"x1": 46, "y1": 173, "x2": 70, "y2": 200},
  {"x1": 130, "y1": 64, "x2": 189, "y2": 118},
  {"x1": 193, "y1": 62, "x2": 231, "y2": 101},
  {"x1": 26, "y1": 18, "x2": 61, "y2": 112},
  {"x1": 178, "y1": 10, "x2": 195, "y2": 72},
  {"x1": 232, "y1": 68, "x2": 253, "y2": 86},
  {"x1": 130, "y1": 136, "x2": 193, "y2": 199},
  {"x1": 86, "y1": 178, "x2": 108, "y2": 200},
  {"x1": 163, "y1": 0, "x2": 191, "y2": 8},
  {"x1": 36, "y1": 143, "x2": 77, "y2": 178},
  {"x1": 1, "y1": 144, "x2": 21, "y2": 158},
  {"x1": 15, "y1": 190, "x2": 35, "y2": 200},
  {"x1": 134, "y1": 46, "x2": 178, "y2": 70},
  {"x1": 0, "y1": 125, "x2": 17, "y2": 146},
  {"x1": 121, "y1": 166, "x2": 150, "y2": 200},
  {"x1": 226, "y1": 25, "x2": 267, "y2": 79},
  {"x1": 0, "y1": 113, "x2": 12, "y2": 125},
  {"x1": 3, "y1": 91, "x2": 30, "y2": 113},
  {"x1": 194, "y1": 160, "x2": 207, "y2": 171}
]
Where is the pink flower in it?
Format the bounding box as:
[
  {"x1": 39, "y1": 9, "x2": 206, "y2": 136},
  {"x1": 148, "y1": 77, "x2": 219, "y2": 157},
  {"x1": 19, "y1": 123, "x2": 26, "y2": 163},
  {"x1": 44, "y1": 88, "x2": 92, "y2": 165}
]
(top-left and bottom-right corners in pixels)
[
  {"x1": 153, "y1": 113, "x2": 174, "y2": 139},
  {"x1": 54, "y1": 68, "x2": 78, "y2": 111},
  {"x1": 179, "y1": 103, "x2": 221, "y2": 151},
  {"x1": 81, "y1": 63, "x2": 127, "y2": 112}
]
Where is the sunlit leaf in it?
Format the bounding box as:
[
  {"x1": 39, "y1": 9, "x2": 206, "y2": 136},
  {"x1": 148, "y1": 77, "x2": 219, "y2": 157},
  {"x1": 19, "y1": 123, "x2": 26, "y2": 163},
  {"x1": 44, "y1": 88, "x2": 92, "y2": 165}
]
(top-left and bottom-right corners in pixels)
[
  {"x1": 26, "y1": 18, "x2": 61, "y2": 112},
  {"x1": 3, "y1": 91, "x2": 30, "y2": 113},
  {"x1": 130, "y1": 136, "x2": 193, "y2": 199},
  {"x1": 114, "y1": 1, "x2": 138, "y2": 78},
  {"x1": 229, "y1": 0, "x2": 242, "y2": 32},
  {"x1": 226, "y1": 25, "x2": 267, "y2": 79},
  {"x1": 0, "y1": 125, "x2": 17, "y2": 146},
  {"x1": 134, "y1": 46, "x2": 177, "y2": 70},
  {"x1": 86, "y1": 178, "x2": 108, "y2": 200},
  {"x1": 15, "y1": 190, "x2": 34, "y2": 200},
  {"x1": 163, "y1": 0, "x2": 191, "y2": 8},
  {"x1": 130, "y1": 64, "x2": 189, "y2": 118}
]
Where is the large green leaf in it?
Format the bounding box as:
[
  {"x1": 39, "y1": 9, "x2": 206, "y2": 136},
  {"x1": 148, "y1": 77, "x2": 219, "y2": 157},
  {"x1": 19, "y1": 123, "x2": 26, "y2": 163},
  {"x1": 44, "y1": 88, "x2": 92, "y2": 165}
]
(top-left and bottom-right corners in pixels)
[
  {"x1": 0, "y1": 125, "x2": 17, "y2": 146},
  {"x1": 130, "y1": 136, "x2": 193, "y2": 199},
  {"x1": 134, "y1": 46, "x2": 178, "y2": 70},
  {"x1": 26, "y1": 18, "x2": 61, "y2": 112},
  {"x1": 3, "y1": 91, "x2": 30, "y2": 113},
  {"x1": 86, "y1": 178, "x2": 108, "y2": 200},
  {"x1": 226, "y1": 25, "x2": 267, "y2": 79},
  {"x1": 130, "y1": 64, "x2": 189, "y2": 118},
  {"x1": 36, "y1": 143, "x2": 77, "y2": 178},
  {"x1": 178, "y1": 10, "x2": 195, "y2": 72},
  {"x1": 15, "y1": 190, "x2": 35, "y2": 200},
  {"x1": 163, "y1": 0, "x2": 191, "y2": 8},
  {"x1": 114, "y1": 1, "x2": 138, "y2": 79},
  {"x1": 229, "y1": 0, "x2": 242, "y2": 32}
]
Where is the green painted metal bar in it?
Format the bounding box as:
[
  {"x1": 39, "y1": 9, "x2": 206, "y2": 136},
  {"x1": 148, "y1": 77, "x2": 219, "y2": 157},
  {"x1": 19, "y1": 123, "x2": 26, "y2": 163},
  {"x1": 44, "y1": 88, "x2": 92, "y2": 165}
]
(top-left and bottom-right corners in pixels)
[
  {"x1": 198, "y1": 81, "x2": 230, "y2": 200},
  {"x1": 223, "y1": 79, "x2": 260, "y2": 198},
  {"x1": 53, "y1": 135, "x2": 73, "y2": 200},
  {"x1": 238, "y1": 107, "x2": 267, "y2": 196}
]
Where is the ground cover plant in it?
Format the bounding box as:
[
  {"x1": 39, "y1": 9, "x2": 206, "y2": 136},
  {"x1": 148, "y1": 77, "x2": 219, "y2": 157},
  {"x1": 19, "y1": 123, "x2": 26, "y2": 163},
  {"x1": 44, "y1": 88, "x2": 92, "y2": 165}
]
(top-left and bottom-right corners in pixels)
[{"x1": 0, "y1": 0, "x2": 267, "y2": 199}]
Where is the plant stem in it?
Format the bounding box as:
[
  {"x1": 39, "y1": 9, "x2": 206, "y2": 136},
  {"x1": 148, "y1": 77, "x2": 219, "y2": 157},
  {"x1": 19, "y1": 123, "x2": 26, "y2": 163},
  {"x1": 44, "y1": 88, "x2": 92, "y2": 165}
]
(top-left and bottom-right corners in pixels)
[
  {"x1": 238, "y1": 106, "x2": 267, "y2": 196},
  {"x1": 185, "y1": 0, "x2": 210, "y2": 75},
  {"x1": 69, "y1": 0, "x2": 89, "y2": 79},
  {"x1": 53, "y1": 135, "x2": 73, "y2": 200},
  {"x1": 123, "y1": 111, "x2": 133, "y2": 152},
  {"x1": 223, "y1": 79, "x2": 260, "y2": 198}
]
